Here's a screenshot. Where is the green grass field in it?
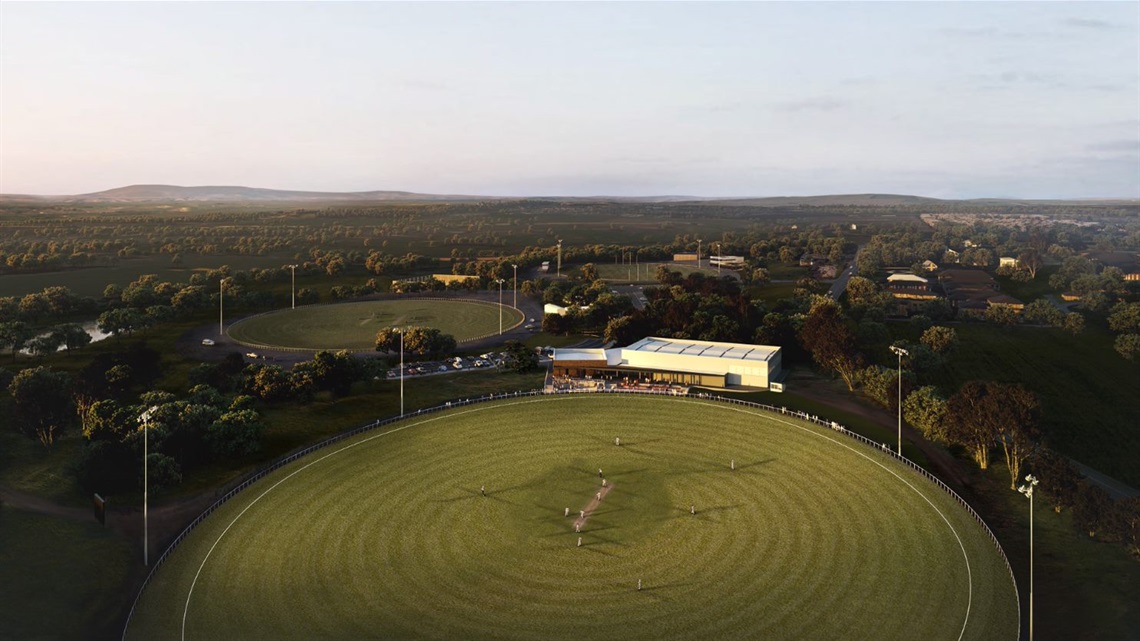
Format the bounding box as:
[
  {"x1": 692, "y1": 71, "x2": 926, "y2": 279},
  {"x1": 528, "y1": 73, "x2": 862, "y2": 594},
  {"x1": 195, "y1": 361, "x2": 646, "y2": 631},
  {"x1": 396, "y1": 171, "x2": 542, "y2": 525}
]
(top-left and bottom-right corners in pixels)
[
  {"x1": 0, "y1": 509, "x2": 135, "y2": 641},
  {"x1": 592, "y1": 262, "x2": 724, "y2": 283},
  {"x1": 124, "y1": 395, "x2": 1018, "y2": 641},
  {"x1": 227, "y1": 299, "x2": 525, "y2": 350}
]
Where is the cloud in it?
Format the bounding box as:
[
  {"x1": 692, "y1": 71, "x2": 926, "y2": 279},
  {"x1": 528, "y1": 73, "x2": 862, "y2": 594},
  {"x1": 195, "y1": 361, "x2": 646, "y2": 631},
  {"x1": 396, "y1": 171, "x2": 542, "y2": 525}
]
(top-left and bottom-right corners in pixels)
[
  {"x1": 1062, "y1": 17, "x2": 1119, "y2": 30},
  {"x1": 773, "y1": 98, "x2": 847, "y2": 113},
  {"x1": 1087, "y1": 140, "x2": 1140, "y2": 154}
]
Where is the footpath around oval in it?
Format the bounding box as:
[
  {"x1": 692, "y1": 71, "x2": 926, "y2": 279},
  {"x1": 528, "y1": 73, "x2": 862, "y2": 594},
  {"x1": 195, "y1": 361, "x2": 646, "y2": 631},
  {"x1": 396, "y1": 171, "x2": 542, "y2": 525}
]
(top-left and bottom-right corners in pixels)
[{"x1": 124, "y1": 392, "x2": 1019, "y2": 641}]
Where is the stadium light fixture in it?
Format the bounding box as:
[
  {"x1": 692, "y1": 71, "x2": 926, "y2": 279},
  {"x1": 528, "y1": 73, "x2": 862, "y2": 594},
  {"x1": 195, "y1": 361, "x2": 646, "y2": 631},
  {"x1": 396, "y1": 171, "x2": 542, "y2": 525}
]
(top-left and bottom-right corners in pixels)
[
  {"x1": 496, "y1": 279, "x2": 506, "y2": 335},
  {"x1": 287, "y1": 264, "x2": 298, "y2": 309},
  {"x1": 138, "y1": 405, "x2": 159, "y2": 566},
  {"x1": 1019, "y1": 474, "x2": 1039, "y2": 641},
  {"x1": 889, "y1": 345, "x2": 909, "y2": 455},
  {"x1": 557, "y1": 240, "x2": 562, "y2": 278},
  {"x1": 398, "y1": 328, "x2": 405, "y2": 417},
  {"x1": 511, "y1": 264, "x2": 518, "y2": 309},
  {"x1": 714, "y1": 242, "x2": 721, "y2": 275},
  {"x1": 218, "y1": 277, "x2": 230, "y2": 337},
  {"x1": 697, "y1": 239, "x2": 702, "y2": 269}
]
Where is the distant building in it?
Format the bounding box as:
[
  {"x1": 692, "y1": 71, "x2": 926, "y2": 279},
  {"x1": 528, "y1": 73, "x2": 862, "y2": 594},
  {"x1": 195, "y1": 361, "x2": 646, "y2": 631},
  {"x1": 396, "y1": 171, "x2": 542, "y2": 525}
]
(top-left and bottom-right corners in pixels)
[
  {"x1": 431, "y1": 274, "x2": 478, "y2": 285},
  {"x1": 816, "y1": 265, "x2": 839, "y2": 279},
  {"x1": 541, "y1": 261, "x2": 550, "y2": 273},
  {"x1": 709, "y1": 255, "x2": 746, "y2": 269},
  {"x1": 999, "y1": 256, "x2": 1019, "y2": 268},
  {"x1": 943, "y1": 248, "x2": 961, "y2": 264},
  {"x1": 920, "y1": 259, "x2": 939, "y2": 272},
  {"x1": 553, "y1": 336, "x2": 782, "y2": 389},
  {"x1": 543, "y1": 303, "x2": 569, "y2": 316},
  {"x1": 939, "y1": 268, "x2": 1003, "y2": 312},
  {"x1": 987, "y1": 294, "x2": 1025, "y2": 312},
  {"x1": 673, "y1": 253, "x2": 698, "y2": 262}
]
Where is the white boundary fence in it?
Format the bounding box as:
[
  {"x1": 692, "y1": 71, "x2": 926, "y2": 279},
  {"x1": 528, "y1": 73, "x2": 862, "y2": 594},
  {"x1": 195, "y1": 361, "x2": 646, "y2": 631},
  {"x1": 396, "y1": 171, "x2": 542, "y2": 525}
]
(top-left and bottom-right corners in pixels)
[{"x1": 121, "y1": 387, "x2": 1020, "y2": 640}]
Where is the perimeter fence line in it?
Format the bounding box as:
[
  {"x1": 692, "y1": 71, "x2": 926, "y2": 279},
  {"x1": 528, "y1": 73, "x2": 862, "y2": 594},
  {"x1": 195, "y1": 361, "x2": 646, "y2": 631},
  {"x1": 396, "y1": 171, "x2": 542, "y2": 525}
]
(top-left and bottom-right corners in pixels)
[
  {"x1": 121, "y1": 387, "x2": 1019, "y2": 641},
  {"x1": 224, "y1": 297, "x2": 524, "y2": 353}
]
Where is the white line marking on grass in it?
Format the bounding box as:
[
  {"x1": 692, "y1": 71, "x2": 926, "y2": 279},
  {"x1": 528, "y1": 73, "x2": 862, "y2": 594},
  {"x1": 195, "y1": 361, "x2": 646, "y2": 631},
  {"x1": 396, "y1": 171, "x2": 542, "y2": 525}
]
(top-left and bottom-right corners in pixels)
[
  {"x1": 700, "y1": 401, "x2": 974, "y2": 641},
  {"x1": 180, "y1": 404, "x2": 532, "y2": 641},
  {"x1": 177, "y1": 395, "x2": 974, "y2": 641}
]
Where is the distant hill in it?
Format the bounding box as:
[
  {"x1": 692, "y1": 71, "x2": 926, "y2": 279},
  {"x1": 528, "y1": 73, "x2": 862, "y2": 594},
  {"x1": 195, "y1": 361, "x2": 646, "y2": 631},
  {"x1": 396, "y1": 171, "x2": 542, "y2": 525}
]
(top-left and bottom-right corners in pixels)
[
  {"x1": 65, "y1": 183, "x2": 494, "y2": 200},
  {"x1": 1, "y1": 185, "x2": 1135, "y2": 207}
]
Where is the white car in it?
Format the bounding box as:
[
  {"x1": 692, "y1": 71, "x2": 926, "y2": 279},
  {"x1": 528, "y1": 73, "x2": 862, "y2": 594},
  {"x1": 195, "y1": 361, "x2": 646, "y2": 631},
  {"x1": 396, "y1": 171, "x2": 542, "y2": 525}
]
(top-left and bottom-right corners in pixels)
[{"x1": 201, "y1": 339, "x2": 215, "y2": 346}]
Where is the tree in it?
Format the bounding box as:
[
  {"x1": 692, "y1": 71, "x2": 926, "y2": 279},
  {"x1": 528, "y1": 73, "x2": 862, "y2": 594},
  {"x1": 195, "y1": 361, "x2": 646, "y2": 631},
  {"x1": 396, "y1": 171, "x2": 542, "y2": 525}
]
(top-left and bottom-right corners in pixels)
[
  {"x1": 1062, "y1": 312, "x2": 1085, "y2": 336},
  {"x1": 1022, "y1": 299, "x2": 1063, "y2": 327},
  {"x1": 1107, "y1": 302, "x2": 1140, "y2": 334},
  {"x1": 207, "y1": 409, "x2": 264, "y2": 458},
  {"x1": 52, "y1": 323, "x2": 92, "y2": 352},
  {"x1": 0, "y1": 321, "x2": 33, "y2": 359},
  {"x1": 984, "y1": 304, "x2": 1019, "y2": 328},
  {"x1": 903, "y1": 386, "x2": 950, "y2": 444},
  {"x1": 8, "y1": 366, "x2": 74, "y2": 446},
  {"x1": 945, "y1": 381, "x2": 1040, "y2": 483},
  {"x1": 26, "y1": 333, "x2": 64, "y2": 357},
  {"x1": 798, "y1": 301, "x2": 862, "y2": 391},
  {"x1": 580, "y1": 263, "x2": 599, "y2": 282},
  {"x1": 1114, "y1": 334, "x2": 1140, "y2": 361},
  {"x1": 1030, "y1": 449, "x2": 1082, "y2": 514},
  {"x1": 502, "y1": 340, "x2": 540, "y2": 373},
  {"x1": 945, "y1": 381, "x2": 996, "y2": 470},
  {"x1": 1018, "y1": 248, "x2": 1043, "y2": 279},
  {"x1": 989, "y1": 383, "x2": 1042, "y2": 490},
  {"x1": 920, "y1": 325, "x2": 958, "y2": 354}
]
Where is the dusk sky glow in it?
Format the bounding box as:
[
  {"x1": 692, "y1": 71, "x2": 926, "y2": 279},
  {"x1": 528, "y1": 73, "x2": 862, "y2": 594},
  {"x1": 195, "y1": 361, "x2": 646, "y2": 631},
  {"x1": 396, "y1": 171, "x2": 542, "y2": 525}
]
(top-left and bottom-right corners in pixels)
[{"x1": 1, "y1": 1, "x2": 1137, "y2": 199}]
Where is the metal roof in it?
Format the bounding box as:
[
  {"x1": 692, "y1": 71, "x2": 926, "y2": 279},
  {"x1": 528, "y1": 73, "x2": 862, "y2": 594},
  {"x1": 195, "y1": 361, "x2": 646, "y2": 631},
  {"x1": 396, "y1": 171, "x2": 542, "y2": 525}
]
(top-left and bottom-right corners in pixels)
[{"x1": 624, "y1": 337, "x2": 779, "y2": 362}]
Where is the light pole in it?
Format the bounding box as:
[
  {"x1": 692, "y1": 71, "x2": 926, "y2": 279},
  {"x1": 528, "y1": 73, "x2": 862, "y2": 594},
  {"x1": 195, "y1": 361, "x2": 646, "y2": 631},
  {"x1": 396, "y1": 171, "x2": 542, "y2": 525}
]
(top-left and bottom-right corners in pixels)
[
  {"x1": 714, "y1": 242, "x2": 721, "y2": 275},
  {"x1": 138, "y1": 405, "x2": 158, "y2": 566},
  {"x1": 398, "y1": 328, "x2": 405, "y2": 417},
  {"x1": 218, "y1": 277, "x2": 230, "y2": 337},
  {"x1": 1019, "y1": 474, "x2": 1039, "y2": 641},
  {"x1": 697, "y1": 239, "x2": 702, "y2": 269},
  {"x1": 889, "y1": 345, "x2": 909, "y2": 455},
  {"x1": 511, "y1": 264, "x2": 518, "y2": 309},
  {"x1": 287, "y1": 264, "x2": 298, "y2": 309},
  {"x1": 557, "y1": 240, "x2": 562, "y2": 278},
  {"x1": 496, "y1": 278, "x2": 505, "y2": 334}
]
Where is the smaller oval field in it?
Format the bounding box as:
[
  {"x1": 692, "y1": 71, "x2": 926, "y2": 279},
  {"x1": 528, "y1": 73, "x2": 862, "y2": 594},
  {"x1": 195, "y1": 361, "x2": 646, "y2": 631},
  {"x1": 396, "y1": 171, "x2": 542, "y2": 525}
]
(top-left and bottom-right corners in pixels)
[{"x1": 227, "y1": 299, "x2": 523, "y2": 350}]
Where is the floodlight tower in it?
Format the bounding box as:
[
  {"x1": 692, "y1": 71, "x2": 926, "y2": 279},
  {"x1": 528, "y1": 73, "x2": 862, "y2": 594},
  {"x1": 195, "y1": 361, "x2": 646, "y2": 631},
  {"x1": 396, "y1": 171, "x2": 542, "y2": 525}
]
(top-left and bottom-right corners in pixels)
[
  {"x1": 1019, "y1": 474, "x2": 1039, "y2": 641},
  {"x1": 496, "y1": 278, "x2": 506, "y2": 334},
  {"x1": 287, "y1": 264, "x2": 298, "y2": 309},
  {"x1": 557, "y1": 240, "x2": 563, "y2": 278},
  {"x1": 511, "y1": 264, "x2": 518, "y2": 309},
  {"x1": 889, "y1": 345, "x2": 909, "y2": 455},
  {"x1": 713, "y1": 242, "x2": 721, "y2": 275},
  {"x1": 138, "y1": 405, "x2": 159, "y2": 566},
  {"x1": 398, "y1": 328, "x2": 405, "y2": 417},
  {"x1": 697, "y1": 239, "x2": 702, "y2": 269},
  {"x1": 218, "y1": 277, "x2": 230, "y2": 337}
]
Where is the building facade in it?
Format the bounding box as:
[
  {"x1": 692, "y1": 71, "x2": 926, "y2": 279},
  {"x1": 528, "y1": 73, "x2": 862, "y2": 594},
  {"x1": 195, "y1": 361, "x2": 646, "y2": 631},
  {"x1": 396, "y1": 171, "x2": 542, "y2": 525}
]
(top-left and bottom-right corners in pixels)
[{"x1": 553, "y1": 336, "x2": 782, "y2": 389}]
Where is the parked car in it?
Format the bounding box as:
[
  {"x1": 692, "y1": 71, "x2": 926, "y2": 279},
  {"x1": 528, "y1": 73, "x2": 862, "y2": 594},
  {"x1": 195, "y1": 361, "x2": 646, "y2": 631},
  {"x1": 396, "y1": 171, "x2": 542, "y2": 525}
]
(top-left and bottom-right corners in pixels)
[{"x1": 201, "y1": 338, "x2": 215, "y2": 346}]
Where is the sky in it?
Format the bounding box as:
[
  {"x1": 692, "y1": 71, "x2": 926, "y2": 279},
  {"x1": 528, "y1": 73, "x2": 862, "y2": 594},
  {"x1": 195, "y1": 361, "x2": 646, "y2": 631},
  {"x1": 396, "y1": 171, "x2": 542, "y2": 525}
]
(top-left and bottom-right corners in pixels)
[{"x1": 1, "y1": 1, "x2": 1138, "y2": 199}]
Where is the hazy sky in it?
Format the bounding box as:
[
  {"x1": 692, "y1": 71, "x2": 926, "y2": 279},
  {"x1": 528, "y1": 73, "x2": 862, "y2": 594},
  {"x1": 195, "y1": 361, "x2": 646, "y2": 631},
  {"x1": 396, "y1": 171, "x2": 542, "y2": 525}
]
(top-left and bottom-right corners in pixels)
[{"x1": 1, "y1": 2, "x2": 1137, "y2": 198}]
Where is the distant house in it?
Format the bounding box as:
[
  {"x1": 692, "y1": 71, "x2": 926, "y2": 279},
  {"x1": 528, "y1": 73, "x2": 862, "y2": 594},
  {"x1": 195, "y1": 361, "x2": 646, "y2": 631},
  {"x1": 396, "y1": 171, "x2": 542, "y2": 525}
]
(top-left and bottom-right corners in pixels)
[
  {"x1": 1061, "y1": 292, "x2": 1082, "y2": 302},
  {"x1": 799, "y1": 253, "x2": 828, "y2": 267},
  {"x1": 964, "y1": 240, "x2": 977, "y2": 248},
  {"x1": 673, "y1": 253, "x2": 698, "y2": 263},
  {"x1": 987, "y1": 294, "x2": 1025, "y2": 312},
  {"x1": 943, "y1": 248, "x2": 960, "y2": 264},
  {"x1": 1124, "y1": 271, "x2": 1140, "y2": 282},
  {"x1": 939, "y1": 268, "x2": 1003, "y2": 312},
  {"x1": 999, "y1": 256, "x2": 1019, "y2": 268},
  {"x1": 920, "y1": 259, "x2": 939, "y2": 272},
  {"x1": 543, "y1": 303, "x2": 569, "y2": 316}
]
